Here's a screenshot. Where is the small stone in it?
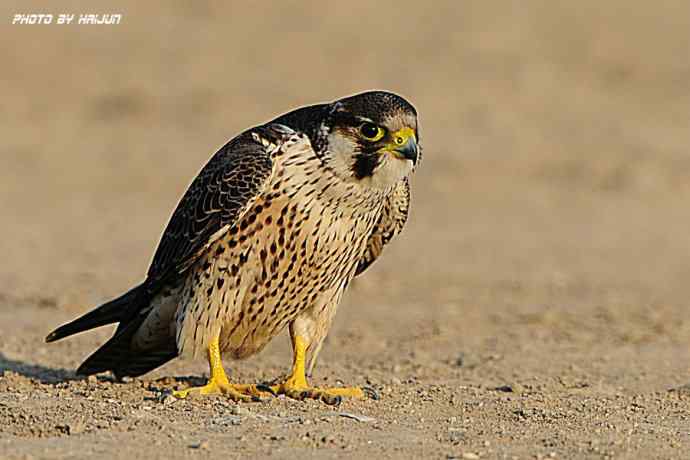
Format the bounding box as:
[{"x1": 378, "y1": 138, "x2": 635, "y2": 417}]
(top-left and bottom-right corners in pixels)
[
  {"x1": 493, "y1": 385, "x2": 513, "y2": 393},
  {"x1": 338, "y1": 412, "x2": 376, "y2": 423},
  {"x1": 462, "y1": 453, "x2": 480, "y2": 459},
  {"x1": 189, "y1": 441, "x2": 209, "y2": 450},
  {"x1": 448, "y1": 428, "x2": 464, "y2": 444},
  {"x1": 230, "y1": 405, "x2": 249, "y2": 416},
  {"x1": 162, "y1": 394, "x2": 177, "y2": 405},
  {"x1": 67, "y1": 422, "x2": 84, "y2": 435},
  {"x1": 212, "y1": 415, "x2": 242, "y2": 426}
]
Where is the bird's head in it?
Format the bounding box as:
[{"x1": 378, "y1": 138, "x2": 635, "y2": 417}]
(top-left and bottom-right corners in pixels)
[{"x1": 317, "y1": 91, "x2": 420, "y2": 190}]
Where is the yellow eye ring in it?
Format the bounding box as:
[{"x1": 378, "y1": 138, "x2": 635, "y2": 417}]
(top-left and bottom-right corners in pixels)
[{"x1": 359, "y1": 123, "x2": 385, "y2": 142}]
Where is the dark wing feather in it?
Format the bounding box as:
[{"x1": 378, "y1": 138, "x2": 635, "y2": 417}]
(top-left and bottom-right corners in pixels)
[
  {"x1": 145, "y1": 125, "x2": 291, "y2": 292},
  {"x1": 355, "y1": 178, "x2": 411, "y2": 276}
]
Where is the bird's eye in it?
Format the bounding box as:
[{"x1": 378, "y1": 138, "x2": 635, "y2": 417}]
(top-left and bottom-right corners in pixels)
[{"x1": 359, "y1": 123, "x2": 385, "y2": 141}]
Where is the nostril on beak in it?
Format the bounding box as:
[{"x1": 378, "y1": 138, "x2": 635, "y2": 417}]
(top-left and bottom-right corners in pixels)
[{"x1": 394, "y1": 138, "x2": 418, "y2": 164}]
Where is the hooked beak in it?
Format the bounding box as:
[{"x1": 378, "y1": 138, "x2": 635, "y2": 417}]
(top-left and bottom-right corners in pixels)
[
  {"x1": 394, "y1": 137, "x2": 418, "y2": 164},
  {"x1": 383, "y1": 127, "x2": 418, "y2": 164}
]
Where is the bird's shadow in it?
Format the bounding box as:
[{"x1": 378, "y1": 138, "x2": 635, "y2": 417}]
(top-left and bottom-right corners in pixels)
[
  {"x1": 0, "y1": 353, "x2": 215, "y2": 390},
  {"x1": 0, "y1": 353, "x2": 274, "y2": 394},
  {"x1": 0, "y1": 352, "x2": 80, "y2": 384}
]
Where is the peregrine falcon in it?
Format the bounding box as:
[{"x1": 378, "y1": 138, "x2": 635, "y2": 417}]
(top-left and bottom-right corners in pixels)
[{"x1": 46, "y1": 91, "x2": 420, "y2": 405}]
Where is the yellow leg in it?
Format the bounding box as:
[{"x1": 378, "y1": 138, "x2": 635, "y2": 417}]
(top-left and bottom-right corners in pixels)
[
  {"x1": 172, "y1": 336, "x2": 264, "y2": 402},
  {"x1": 269, "y1": 335, "x2": 378, "y2": 405}
]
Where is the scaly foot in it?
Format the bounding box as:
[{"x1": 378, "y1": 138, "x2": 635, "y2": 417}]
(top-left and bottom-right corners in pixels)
[
  {"x1": 266, "y1": 334, "x2": 379, "y2": 405},
  {"x1": 173, "y1": 381, "x2": 266, "y2": 402},
  {"x1": 268, "y1": 377, "x2": 378, "y2": 405},
  {"x1": 172, "y1": 336, "x2": 267, "y2": 401}
]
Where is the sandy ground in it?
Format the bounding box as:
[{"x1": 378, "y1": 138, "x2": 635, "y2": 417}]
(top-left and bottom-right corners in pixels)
[{"x1": 1, "y1": 1, "x2": 690, "y2": 458}]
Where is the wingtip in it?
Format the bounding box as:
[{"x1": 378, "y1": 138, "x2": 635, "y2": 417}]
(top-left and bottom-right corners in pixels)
[
  {"x1": 45, "y1": 325, "x2": 67, "y2": 343},
  {"x1": 45, "y1": 331, "x2": 58, "y2": 343}
]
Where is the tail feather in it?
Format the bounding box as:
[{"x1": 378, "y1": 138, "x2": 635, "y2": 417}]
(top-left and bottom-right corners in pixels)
[
  {"x1": 45, "y1": 284, "x2": 144, "y2": 343},
  {"x1": 47, "y1": 282, "x2": 178, "y2": 378},
  {"x1": 76, "y1": 313, "x2": 177, "y2": 378}
]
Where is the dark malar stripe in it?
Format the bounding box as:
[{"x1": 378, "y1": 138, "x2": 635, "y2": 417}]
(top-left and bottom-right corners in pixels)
[{"x1": 353, "y1": 153, "x2": 379, "y2": 179}]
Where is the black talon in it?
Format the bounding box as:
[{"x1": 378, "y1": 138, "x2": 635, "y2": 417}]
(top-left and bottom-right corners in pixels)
[
  {"x1": 256, "y1": 384, "x2": 276, "y2": 396},
  {"x1": 363, "y1": 386, "x2": 380, "y2": 400}
]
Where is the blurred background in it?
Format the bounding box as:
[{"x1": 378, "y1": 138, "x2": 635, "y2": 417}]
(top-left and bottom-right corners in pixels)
[
  {"x1": 2, "y1": 1, "x2": 690, "y2": 456},
  {"x1": 1, "y1": 0, "x2": 690, "y2": 391}
]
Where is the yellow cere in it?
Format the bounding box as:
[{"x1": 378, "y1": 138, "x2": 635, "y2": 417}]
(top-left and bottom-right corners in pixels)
[{"x1": 391, "y1": 127, "x2": 416, "y2": 146}]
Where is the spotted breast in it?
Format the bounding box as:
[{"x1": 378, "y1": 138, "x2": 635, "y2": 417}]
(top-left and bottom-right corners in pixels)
[{"x1": 173, "y1": 131, "x2": 385, "y2": 360}]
